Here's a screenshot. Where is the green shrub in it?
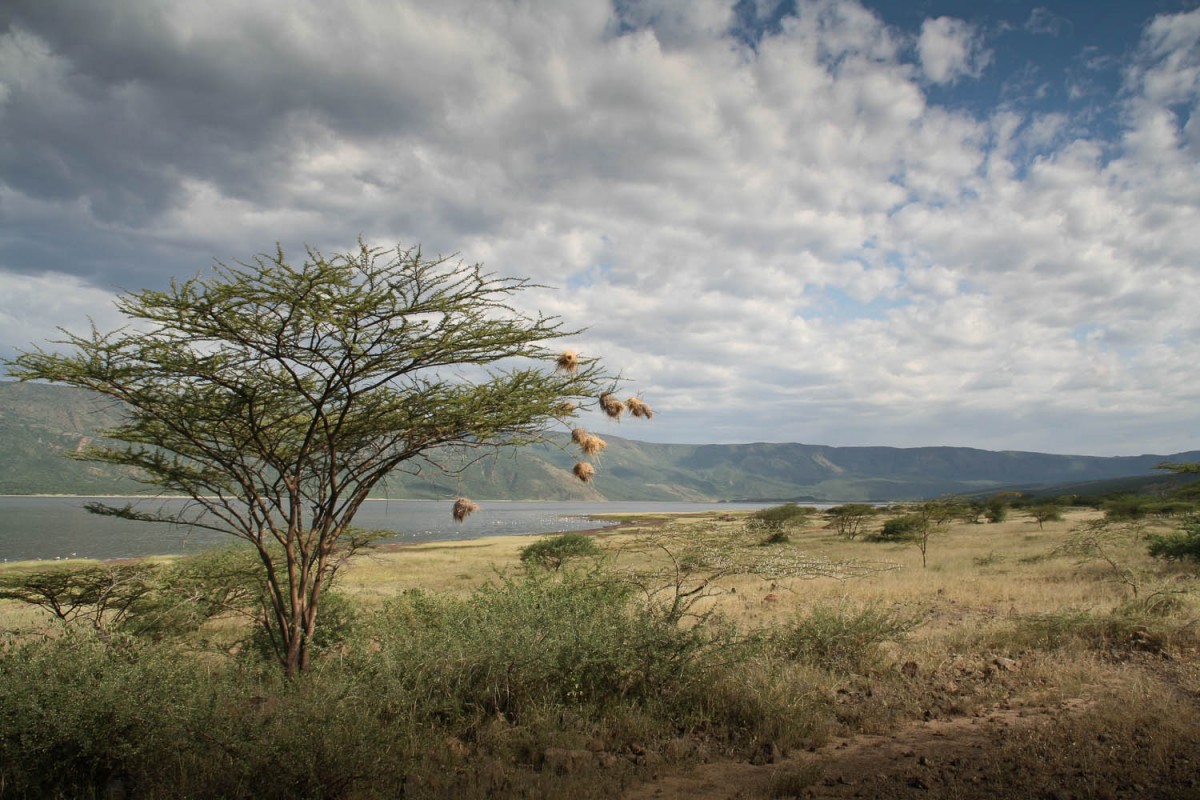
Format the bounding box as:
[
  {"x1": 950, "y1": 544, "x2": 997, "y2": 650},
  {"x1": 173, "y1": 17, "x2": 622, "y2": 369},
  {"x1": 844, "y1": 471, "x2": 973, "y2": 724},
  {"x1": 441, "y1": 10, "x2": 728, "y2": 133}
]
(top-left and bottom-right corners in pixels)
[
  {"x1": 770, "y1": 602, "x2": 917, "y2": 673},
  {"x1": 0, "y1": 632, "x2": 410, "y2": 799},
  {"x1": 249, "y1": 589, "x2": 361, "y2": 665},
  {"x1": 823, "y1": 504, "x2": 878, "y2": 539},
  {"x1": 1148, "y1": 517, "x2": 1200, "y2": 562},
  {"x1": 367, "y1": 570, "x2": 737, "y2": 721},
  {"x1": 1027, "y1": 504, "x2": 1065, "y2": 529},
  {"x1": 878, "y1": 514, "x2": 923, "y2": 541},
  {"x1": 999, "y1": 602, "x2": 1196, "y2": 654},
  {"x1": 519, "y1": 532, "x2": 602, "y2": 569},
  {"x1": 1148, "y1": 531, "x2": 1200, "y2": 561},
  {"x1": 751, "y1": 503, "x2": 812, "y2": 527},
  {"x1": 748, "y1": 503, "x2": 814, "y2": 545},
  {"x1": 984, "y1": 502, "x2": 1009, "y2": 523}
]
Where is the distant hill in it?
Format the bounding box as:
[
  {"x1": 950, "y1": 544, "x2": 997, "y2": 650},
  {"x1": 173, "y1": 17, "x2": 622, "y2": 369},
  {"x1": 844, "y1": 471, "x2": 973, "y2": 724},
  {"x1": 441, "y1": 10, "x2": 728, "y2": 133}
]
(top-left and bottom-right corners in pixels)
[
  {"x1": 0, "y1": 381, "x2": 146, "y2": 495},
  {"x1": 2, "y1": 381, "x2": 1197, "y2": 501}
]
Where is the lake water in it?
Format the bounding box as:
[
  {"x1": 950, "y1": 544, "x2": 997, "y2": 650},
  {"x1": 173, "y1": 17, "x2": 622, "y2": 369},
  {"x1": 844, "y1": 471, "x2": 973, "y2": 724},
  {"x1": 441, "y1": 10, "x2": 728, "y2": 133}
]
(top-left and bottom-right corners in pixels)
[{"x1": 0, "y1": 496, "x2": 778, "y2": 562}]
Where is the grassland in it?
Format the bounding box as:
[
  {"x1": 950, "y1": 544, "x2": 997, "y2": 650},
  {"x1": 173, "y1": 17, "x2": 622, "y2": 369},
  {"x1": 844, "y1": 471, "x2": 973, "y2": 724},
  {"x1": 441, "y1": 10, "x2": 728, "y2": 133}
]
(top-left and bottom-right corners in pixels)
[{"x1": 1, "y1": 506, "x2": 1198, "y2": 799}]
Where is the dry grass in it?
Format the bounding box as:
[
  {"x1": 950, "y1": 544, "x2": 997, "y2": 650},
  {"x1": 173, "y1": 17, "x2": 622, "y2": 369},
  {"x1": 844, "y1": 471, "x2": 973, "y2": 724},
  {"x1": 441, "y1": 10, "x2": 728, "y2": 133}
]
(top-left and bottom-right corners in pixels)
[{"x1": 1, "y1": 505, "x2": 1197, "y2": 799}]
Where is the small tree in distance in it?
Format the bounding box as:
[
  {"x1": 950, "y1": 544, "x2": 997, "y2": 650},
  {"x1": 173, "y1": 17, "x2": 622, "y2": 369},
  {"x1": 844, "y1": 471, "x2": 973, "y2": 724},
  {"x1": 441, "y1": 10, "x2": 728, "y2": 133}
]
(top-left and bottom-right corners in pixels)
[
  {"x1": 8, "y1": 243, "x2": 627, "y2": 677},
  {"x1": 879, "y1": 500, "x2": 960, "y2": 567},
  {"x1": 824, "y1": 504, "x2": 878, "y2": 539}
]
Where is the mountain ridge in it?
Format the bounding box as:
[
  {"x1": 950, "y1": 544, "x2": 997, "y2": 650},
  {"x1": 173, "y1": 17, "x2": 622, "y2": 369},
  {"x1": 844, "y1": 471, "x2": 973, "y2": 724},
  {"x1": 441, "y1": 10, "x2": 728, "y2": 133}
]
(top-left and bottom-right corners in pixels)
[{"x1": 2, "y1": 381, "x2": 1196, "y2": 501}]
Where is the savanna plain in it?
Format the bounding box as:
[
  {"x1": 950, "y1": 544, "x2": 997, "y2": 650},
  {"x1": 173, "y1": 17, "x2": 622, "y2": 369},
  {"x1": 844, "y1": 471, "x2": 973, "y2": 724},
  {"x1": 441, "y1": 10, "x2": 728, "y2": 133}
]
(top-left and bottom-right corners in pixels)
[{"x1": 1, "y1": 503, "x2": 1198, "y2": 799}]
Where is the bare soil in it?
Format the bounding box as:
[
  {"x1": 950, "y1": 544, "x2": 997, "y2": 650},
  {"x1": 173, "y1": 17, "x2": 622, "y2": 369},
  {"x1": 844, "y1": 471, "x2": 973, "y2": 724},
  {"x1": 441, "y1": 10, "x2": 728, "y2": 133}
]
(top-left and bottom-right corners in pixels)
[{"x1": 622, "y1": 655, "x2": 1200, "y2": 800}]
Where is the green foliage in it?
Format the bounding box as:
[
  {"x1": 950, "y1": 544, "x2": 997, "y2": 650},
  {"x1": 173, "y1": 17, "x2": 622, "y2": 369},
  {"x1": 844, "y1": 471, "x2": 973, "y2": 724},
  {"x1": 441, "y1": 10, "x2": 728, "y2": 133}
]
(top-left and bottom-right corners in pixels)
[
  {"x1": 363, "y1": 570, "x2": 726, "y2": 718},
  {"x1": 1, "y1": 565, "x2": 869, "y2": 797},
  {"x1": 1001, "y1": 598, "x2": 1197, "y2": 655},
  {"x1": 1103, "y1": 495, "x2": 1158, "y2": 521},
  {"x1": 0, "y1": 562, "x2": 160, "y2": 634},
  {"x1": 751, "y1": 503, "x2": 813, "y2": 527},
  {"x1": 879, "y1": 514, "x2": 923, "y2": 541},
  {"x1": 1147, "y1": 517, "x2": 1200, "y2": 562},
  {"x1": 128, "y1": 547, "x2": 264, "y2": 639},
  {"x1": 823, "y1": 504, "x2": 878, "y2": 539},
  {"x1": 770, "y1": 602, "x2": 917, "y2": 673},
  {"x1": 1027, "y1": 503, "x2": 1064, "y2": 529},
  {"x1": 519, "y1": 532, "x2": 602, "y2": 570},
  {"x1": 0, "y1": 633, "x2": 405, "y2": 799},
  {"x1": 748, "y1": 503, "x2": 815, "y2": 545},
  {"x1": 875, "y1": 500, "x2": 960, "y2": 567},
  {"x1": 8, "y1": 243, "x2": 620, "y2": 675},
  {"x1": 984, "y1": 496, "x2": 1010, "y2": 523},
  {"x1": 0, "y1": 548, "x2": 265, "y2": 643}
]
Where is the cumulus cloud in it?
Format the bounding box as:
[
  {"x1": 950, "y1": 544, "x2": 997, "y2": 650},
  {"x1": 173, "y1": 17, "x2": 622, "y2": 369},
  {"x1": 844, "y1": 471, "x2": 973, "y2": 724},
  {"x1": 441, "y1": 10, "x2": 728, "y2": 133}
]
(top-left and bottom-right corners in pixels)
[
  {"x1": 0, "y1": 0, "x2": 1197, "y2": 456},
  {"x1": 917, "y1": 16, "x2": 991, "y2": 85}
]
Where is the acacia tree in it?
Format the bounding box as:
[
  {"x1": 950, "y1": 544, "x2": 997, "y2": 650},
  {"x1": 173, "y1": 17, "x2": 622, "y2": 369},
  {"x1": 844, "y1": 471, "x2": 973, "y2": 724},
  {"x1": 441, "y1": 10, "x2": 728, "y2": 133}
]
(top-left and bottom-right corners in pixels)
[
  {"x1": 824, "y1": 504, "x2": 878, "y2": 539},
  {"x1": 880, "y1": 500, "x2": 961, "y2": 567},
  {"x1": 8, "y1": 243, "x2": 618, "y2": 676}
]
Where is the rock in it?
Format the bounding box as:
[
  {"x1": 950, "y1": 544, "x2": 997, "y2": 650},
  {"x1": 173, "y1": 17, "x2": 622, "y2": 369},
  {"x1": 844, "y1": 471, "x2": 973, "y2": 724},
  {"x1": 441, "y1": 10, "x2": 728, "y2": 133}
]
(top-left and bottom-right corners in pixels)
[{"x1": 993, "y1": 657, "x2": 1019, "y2": 672}]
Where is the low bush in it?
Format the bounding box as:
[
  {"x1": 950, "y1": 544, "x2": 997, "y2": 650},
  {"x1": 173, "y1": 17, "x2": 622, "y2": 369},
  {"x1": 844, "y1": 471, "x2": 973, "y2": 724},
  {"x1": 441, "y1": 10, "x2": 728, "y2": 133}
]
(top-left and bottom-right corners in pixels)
[
  {"x1": 519, "y1": 532, "x2": 602, "y2": 570},
  {"x1": 749, "y1": 503, "x2": 815, "y2": 545},
  {"x1": 0, "y1": 632, "x2": 405, "y2": 799},
  {"x1": 878, "y1": 514, "x2": 923, "y2": 541},
  {"x1": 1147, "y1": 517, "x2": 1200, "y2": 562},
  {"x1": 360, "y1": 569, "x2": 729, "y2": 721},
  {"x1": 769, "y1": 602, "x2": 917, "y2": 673},
  {"x1": 751, "y1": 503, "x2": 812, "y2": 527}
]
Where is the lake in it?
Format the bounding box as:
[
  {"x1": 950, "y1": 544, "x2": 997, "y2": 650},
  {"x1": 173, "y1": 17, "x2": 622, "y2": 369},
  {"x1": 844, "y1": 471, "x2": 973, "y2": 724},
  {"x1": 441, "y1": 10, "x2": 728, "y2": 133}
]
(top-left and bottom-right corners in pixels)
[{"x1": 0, "y1": 496, "x2": 780, "y2": 562}]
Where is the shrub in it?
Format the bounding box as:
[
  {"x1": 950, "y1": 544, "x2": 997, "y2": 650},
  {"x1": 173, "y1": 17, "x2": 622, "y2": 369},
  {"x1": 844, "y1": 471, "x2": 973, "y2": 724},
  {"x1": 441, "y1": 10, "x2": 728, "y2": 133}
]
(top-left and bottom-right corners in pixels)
[
  {"x1": 0, "y1": 632, "x2": 406, "y2": 799},
  {"x1": 770, "y1": 602, "x2": 917, "y2": 673},
  {"x1": 364, "y1": 569, "x2": 730, "y2": 721},
  {"x1": 519, "y1": 532, "x2": 602, "y2": 569},
  {"x1": 752, "y1": 503, "x2": 812, "y2": 527},
  {"x1": 749, "y1": 503, "x2": 814, "y2": 545},
  {"x1": 823, "y1": 504, "x2": 878, "y2": 539},
  {"x1": 1027, "y1": 504, "x2": 1064, "y2": 529},
  {"x1": 1147, "y1": 520, "x2": 1200, "y2": 562},
  {"x1": 984, "y1": 502, "x2": 1009, "y2": 523},
  {"x1": 878, "y1": 514, "x2": 923, "y2": 541}
]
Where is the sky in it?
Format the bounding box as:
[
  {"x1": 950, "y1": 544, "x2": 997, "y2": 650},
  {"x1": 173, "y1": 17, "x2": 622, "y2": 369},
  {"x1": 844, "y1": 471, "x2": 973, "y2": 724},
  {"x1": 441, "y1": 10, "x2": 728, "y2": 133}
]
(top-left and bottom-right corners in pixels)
[{"x1": 1, "y1": 0, "x2": 1199, "y2": 457}]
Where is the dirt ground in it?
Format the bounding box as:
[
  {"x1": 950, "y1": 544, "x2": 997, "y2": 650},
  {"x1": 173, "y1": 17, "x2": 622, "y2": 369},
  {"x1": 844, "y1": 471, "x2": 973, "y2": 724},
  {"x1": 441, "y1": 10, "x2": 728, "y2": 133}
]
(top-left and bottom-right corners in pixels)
[{"x1": 621, "y1": 663, "x2": 1200, "y2": 800}]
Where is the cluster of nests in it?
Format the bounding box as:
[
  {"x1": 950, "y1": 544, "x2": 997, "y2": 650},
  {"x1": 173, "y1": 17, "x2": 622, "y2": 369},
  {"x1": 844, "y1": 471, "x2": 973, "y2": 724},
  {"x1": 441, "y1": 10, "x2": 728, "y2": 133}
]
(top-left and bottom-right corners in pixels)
[
  {"x1": 452, "y1": 350, "x2": 653, "y2": 522},
  {"x1": 556, "y1": 349, "x2": 653, "y2": 484}
]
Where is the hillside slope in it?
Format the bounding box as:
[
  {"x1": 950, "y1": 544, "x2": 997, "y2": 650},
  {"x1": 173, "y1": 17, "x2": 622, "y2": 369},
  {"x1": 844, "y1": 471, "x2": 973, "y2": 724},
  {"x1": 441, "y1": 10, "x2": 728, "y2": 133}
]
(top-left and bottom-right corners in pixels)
[{"x1": 2, "y1": 381, "x2": 1195, "y2": 501}]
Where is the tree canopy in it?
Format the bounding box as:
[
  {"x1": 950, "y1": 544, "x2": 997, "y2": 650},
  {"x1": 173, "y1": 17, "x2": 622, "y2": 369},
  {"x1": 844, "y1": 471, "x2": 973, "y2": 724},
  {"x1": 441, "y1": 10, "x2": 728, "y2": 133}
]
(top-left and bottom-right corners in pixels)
[{"x1": 8, "y1": 243, "x2": 623, "y2": 675}]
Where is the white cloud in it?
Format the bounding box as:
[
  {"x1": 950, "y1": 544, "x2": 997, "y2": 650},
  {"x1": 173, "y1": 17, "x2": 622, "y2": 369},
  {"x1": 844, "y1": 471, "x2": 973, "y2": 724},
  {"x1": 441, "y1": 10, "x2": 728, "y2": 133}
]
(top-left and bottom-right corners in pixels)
[
  {"x1": 0, "y1": 0, "x2": 1198, "y2": 456},
  {"x1": 917, "y1": 16, "x2": 991, "y2": 85},
  {"x1": 0, "y1": 270, "x2": 123, "y2": 358}
]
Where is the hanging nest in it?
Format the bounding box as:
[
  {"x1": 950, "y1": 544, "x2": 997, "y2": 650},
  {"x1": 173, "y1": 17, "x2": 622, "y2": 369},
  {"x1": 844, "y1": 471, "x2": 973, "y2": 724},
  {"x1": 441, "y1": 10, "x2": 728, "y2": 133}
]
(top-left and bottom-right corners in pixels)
[
  {"x1": 599, "y1": 392, "x2": 625, "y2": 420},
  {"x1": 573, "y1": 462, "x2": 596, "y2": 483},
  {"x1": 554, "y1": 401, "x2": 578, "y2": 416},
  {"x1": 556, "y1": 350, "x2": 581, "y2": 373},
  {"x1": 572, "y1": 427, "x2": 607, "y2": 454},
  {"x1": 452, "y1": 497, "x2": 479, "y2": 523},
  {"x1": 626, "y1": 397, "x2": 654, "y2": 419}
]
